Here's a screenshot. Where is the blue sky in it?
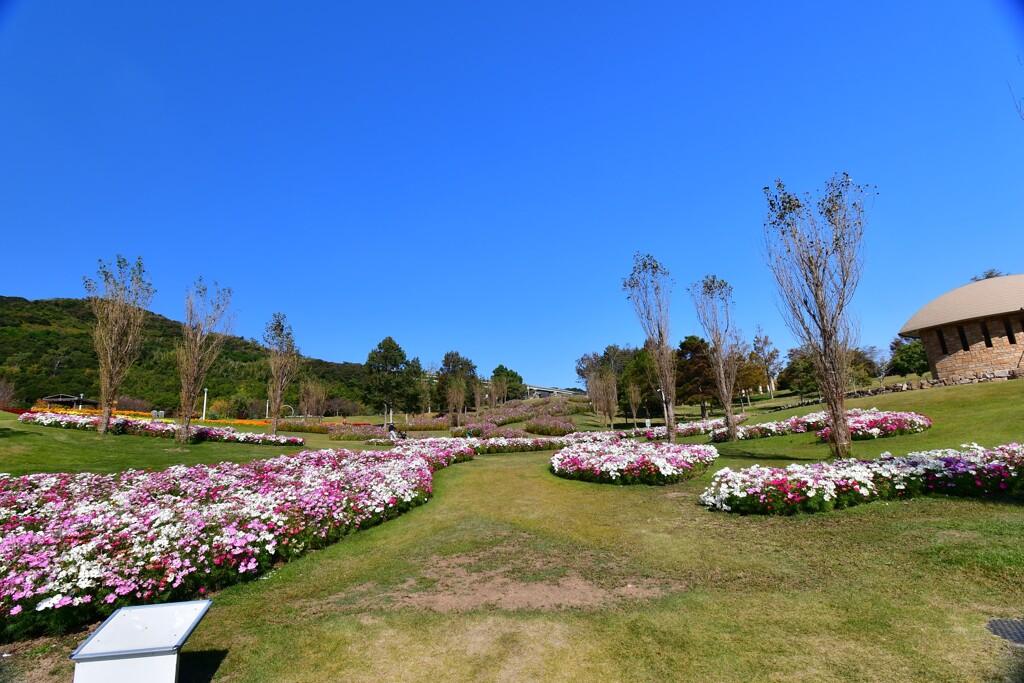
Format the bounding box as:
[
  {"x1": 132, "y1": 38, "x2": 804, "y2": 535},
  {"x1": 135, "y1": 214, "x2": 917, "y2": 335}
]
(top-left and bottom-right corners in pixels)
[{"x1": 1, "y1": 1, "x2": 1022, "y2": 388}]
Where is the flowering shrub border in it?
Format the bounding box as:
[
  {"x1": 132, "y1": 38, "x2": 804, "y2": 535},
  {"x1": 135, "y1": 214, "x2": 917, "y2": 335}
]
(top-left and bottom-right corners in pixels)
[
  {"x1": 550, "y1": 440, "x2": 719, "y2": 486},
  {"x1": 523, "y1": 415, "x2": 577, "y2": 436},
  {"x1": 17, "y1": 411, "x2": 304, "y2": 446},
  {"x1": 708, "y1": 409, "x2": 931, "y2": 443},
  {"x1": 642, "y1": 416, "x2": 745, "y2": 441},
  {"x1": 0, "y1": 447, "x2": 449, "y2": 639},
  {"x1": 699, "y1": 443, "x2": 1024, "y2": 515}
]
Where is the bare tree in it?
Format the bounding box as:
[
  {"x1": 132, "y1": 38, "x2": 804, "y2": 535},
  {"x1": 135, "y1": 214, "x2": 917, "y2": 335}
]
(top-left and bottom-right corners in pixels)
[
  {"x1": 623, "y1": 253, "x2": 678, "y2": 442},
  {"x1": 625, "y1": 380, "x2": 641, "y2": 429},
  {"x1": 0, "y1": 379, "x2": 15, "y2": 408},
  {"x1": 300, "y1": 378, "x2": 328, "y2": 422},
  {"x1": 83, "y1": 255, "x2": 155, "y2": 434},
  {"x1": 176, "y1": 278, "x2": 233, "y2": 443},
  {"x1": 490, "y1": 374, "x2": 508, "y2": 406},
  {"x1": 472, "y1": 378, "x2": 487, "y2": 414},
  {"x1": 764, "y1": 173, "x2": 870, "y2": 458},
  {"x1": 446, "y1": 376, "x2": 466, "y2": 427},
  {"x1": 264, "y1": 313, "x2": 300, "y2": 436},
  {"x1": 751, "y1": 325, "x2": 782, "y2": 398},
  {"x1": 690, "y1": 275, "x2": 743, "y2": 441},
  {"x1": 587, "y1": 369, "x2": 618, "y2": 429}
]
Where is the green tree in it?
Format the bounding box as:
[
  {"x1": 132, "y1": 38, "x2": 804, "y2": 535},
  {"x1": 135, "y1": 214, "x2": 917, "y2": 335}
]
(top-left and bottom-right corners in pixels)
[
  {"x1": 433, "y1": 351, "x2": 477, "y2": 417},
  {"x1": 676, "y1": 336, "x2": 714, "y2": 418},
  {"x1": 889, "y1": 338, "x2": 929, "y2": 376},
  {"x1": 776, "y1": 346, "x2": 820, "y2": 400},
  {"x1": 491, "y1": 364, "x2": 526, "y2": 401},
  {"x1": 364, "y1": 337, "x2": 418, "y2": 413}
]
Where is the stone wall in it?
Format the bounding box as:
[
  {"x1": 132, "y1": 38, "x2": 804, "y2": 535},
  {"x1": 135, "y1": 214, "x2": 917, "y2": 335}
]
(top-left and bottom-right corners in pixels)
[{"x1": 920, "y1": 315, "x2": 1024, "y2": 381}]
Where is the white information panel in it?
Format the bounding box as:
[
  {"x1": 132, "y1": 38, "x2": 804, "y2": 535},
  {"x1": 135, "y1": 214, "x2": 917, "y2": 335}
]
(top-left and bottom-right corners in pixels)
[{"x1": 70, "y1": 600, "x2": 212, "y2": 683}]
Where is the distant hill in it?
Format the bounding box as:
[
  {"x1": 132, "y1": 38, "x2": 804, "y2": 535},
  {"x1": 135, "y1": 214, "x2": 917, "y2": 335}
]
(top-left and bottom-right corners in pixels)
[{"x1": 0, "y1": 296, "x2": 365, "y2": 412}]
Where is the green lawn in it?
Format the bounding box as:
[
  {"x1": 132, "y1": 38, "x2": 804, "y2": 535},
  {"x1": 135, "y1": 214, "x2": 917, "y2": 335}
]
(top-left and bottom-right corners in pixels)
[{"x1": 3, "y1": 382, "x2": 1024, "y2": 682}]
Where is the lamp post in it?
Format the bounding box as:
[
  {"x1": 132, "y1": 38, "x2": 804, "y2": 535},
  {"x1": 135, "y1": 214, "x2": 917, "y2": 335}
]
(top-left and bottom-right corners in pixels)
[{"x1": 201, "y1": 388, "x2": 208, "y2": 421}]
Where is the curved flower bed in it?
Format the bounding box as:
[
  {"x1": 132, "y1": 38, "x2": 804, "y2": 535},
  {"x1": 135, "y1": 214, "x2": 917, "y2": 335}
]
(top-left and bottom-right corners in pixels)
[
  {"x1": 450, "y1": 422, "x2": 529, "y2": 439},
  {"x1": 0, "y1": 447, "x2": 442, "y2": 639},
  {"x1": 17, "y1": 411, "x2": 304, "y2": 446},
  {"x1": 642, "y1": 416, "x2": 745, "y2": 441},
  {"x1": 523, "y1": 415, "x2": 577, "y2": 436},
  {"x1": 699, "y1": 443, "x2": 1024, "y2": 515},
  {"x1": 708, "y1": 409, "x2": 930, "y2": 443},
  {"x1": 550, "y1": 440, "x2": 719, "y2": 485},
  {"x1": 818, "y1": 410, "x2": 932, "y2": 441}
]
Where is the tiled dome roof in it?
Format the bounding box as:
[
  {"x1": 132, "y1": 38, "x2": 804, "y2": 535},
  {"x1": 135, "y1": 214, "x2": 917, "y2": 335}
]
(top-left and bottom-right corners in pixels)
[{"x1": 899, "y1": 275, "x2": 1024, "y2": 337}]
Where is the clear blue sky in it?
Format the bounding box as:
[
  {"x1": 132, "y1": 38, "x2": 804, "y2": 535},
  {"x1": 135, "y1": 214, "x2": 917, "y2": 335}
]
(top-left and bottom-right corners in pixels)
[{"x1": 2, "y1": 1, "x2": 1022, "y2": 388}]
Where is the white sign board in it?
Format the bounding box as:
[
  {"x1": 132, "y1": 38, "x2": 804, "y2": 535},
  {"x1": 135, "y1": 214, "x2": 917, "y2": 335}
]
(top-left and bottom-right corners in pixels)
[{"x1": 70, "y1": 600, "x2": 212, "y2": 683}]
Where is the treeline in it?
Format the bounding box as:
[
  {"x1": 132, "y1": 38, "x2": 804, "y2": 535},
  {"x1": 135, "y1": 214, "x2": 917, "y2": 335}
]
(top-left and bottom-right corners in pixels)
[
  {"x1": 0, "y1": 296, "x2": 363, "y2": 414},
  {"x1": 0, "y1": 296, "x2": 543, "y2": 419},
  {"x1": 576, "y1": 334, "x2": 929, "y2": 420}
]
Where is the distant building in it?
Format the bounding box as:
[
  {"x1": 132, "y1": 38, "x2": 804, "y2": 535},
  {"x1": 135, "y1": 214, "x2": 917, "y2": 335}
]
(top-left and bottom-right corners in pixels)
[
  {"x1": 899, "y1": 275, "x2": 1024, "y2": 381},
  {"x1": 40, "y1": 394, "x2": 99, "y2": 410}
]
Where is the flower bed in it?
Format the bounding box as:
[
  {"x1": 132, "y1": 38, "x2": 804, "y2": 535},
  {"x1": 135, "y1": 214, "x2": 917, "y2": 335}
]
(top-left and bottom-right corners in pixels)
[
  {"x1": 550, "y1": 440, "x2": 719, "y2": 485},
  {"x1": 523, "y1": 415, "x2": 577, "y2": 436},
  {"x1": 699, "y1": 443, "x2": 1024, "y2": 515},
  {"x1": 708, "y1": 409, "x2": 930, "y2": 443},
  {"x1": 17, "y1": 411, "x2": 304, "y2": 446},
  {"x1": 818, "y1": 410, "x2": 932, "y2": 441},
  {"x1": 0, "y1": 447, "x2": 444, "y2": 639},
  {"x1": 643, "y1": 416, "x2": 743, "y2": 441},
  {"x1": 450, "y1": 422, "x2": 530, "y2": 439},
  {"x1": 329, "y1": 424, "x2": 388, "y2": 441}
]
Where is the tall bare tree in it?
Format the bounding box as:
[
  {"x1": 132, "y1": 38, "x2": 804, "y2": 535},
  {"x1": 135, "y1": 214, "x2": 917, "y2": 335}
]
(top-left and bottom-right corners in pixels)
[
  {"x1": 175, "y1": 278, "x2": 233, "y2": 443},
  {"x1": 751, "y1": 325, "x2": 782, "y2": 398},
  {"x1": 264, "y1": 312, "x2": 300, "y2": 436},
  {"x1": 690, "y1": 275, "x2": 743, "y2": 441},
  {"x1": 623, "y1": 253, "x2": 678, "y2": 442},
  {"x1": 83, "y1": 255, "x2": 155, "y2": 434},
  {"x1": 472, "y1": 378, "x2": 487, "y2": 413},
  {"x1": 764, "y1": 172, "x2": 869, "y2": 458},
  {"x1": 587, "y1": 369, "x2": 618, "y2": 429},
  {"x1": 446, "y1": 376, "x2": 467, "y2": 427},
  {"x1": 490, "y1": 374, "x2": 508, "y2": 406},
  {"x1": 625, "y1": 380, "x2": 642, "y2": 429},
  {"x1": 300, "y1": 378, "x2": 328, "y2": 422}
]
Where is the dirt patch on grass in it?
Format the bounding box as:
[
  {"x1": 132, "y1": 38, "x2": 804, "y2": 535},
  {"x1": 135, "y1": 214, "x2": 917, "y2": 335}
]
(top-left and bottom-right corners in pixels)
[
  {"x1": 0, "y1": 634, "x2": 78, "y2": 683},
  {"x1": 305, "y1": 532, "x2": 685, "y2": 614}
]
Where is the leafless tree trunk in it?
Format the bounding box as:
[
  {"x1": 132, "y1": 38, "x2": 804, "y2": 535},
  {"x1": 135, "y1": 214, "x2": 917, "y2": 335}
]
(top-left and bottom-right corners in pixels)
[
  {"x1": 176, "y1": 278, "x2": 233, "y2": 443},
  {"x1": 490, "y1": 375, "x2": 508, "y2": 405},
  {"x1": 0, "y1": 379, "x2": 15, "y2": 408},
  {"x1": 300, "y1": 378, "x2": 328, "y2": 422},
  {"x1": 764, "y1": 173, "x2": 869, "y2": 458},
  {"x1": 83, "y1": 255, "x2": 155, "y2": 434},
  {"x1": 472, "y1": 379, "x2": 487, "y2": 414},
  {"x1": 446, "y1": 377, "x2": 467, "y2": 427},
  {"x1": 623, "y1": 253, "x2": 678, "y2": 442},
  {"x1": 264, "y1": 313, "x2": 300, "y2": 436},
  {"x1": 625, "y1": 380, "x2": 641, "y2": 429},
  {"x1": 690, "y1": 275, "x2": 743, "y2": 441},
  {"x1": 587, "y1": 369, "x2": 617, "y2": 429}
]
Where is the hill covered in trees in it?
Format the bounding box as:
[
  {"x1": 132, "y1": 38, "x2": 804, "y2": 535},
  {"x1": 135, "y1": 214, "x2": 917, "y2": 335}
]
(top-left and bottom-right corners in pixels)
[{"x1": 0, "y1": 296, "x2": 364, "y2": 414}]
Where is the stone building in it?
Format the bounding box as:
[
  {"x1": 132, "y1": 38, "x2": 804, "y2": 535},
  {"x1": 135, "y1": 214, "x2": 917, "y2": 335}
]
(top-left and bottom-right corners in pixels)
[{"x1": 899, "y1": 274, "x2": 1024, "y2": 381}]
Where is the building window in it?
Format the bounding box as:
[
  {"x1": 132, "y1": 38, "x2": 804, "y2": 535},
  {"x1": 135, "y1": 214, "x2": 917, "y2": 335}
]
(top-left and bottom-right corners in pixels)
[
  {"x1": 980, "y1": 321, "x2": 993, "y2": 348},
  {"x1": 1006, "y1": 317, "x2": 1018, "y2": 345},
  {"x1": 957, "y1": 324, "x2": 970, "y2": 352},
  {"x1": 937, "y1": 329, "x2": 948, "y2": 355}
]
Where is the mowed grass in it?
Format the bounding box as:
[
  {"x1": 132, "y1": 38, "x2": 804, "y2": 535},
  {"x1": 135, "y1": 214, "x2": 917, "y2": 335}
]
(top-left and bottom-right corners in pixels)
[{"x1": 3, "y1": 382, "x2": 1024, "y2": 682}]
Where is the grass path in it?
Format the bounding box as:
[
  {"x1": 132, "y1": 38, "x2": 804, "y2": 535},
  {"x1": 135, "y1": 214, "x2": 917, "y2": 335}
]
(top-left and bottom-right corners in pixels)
[{"x1": 4, "y1": 381, "x2": 1024, "y2": 681}]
